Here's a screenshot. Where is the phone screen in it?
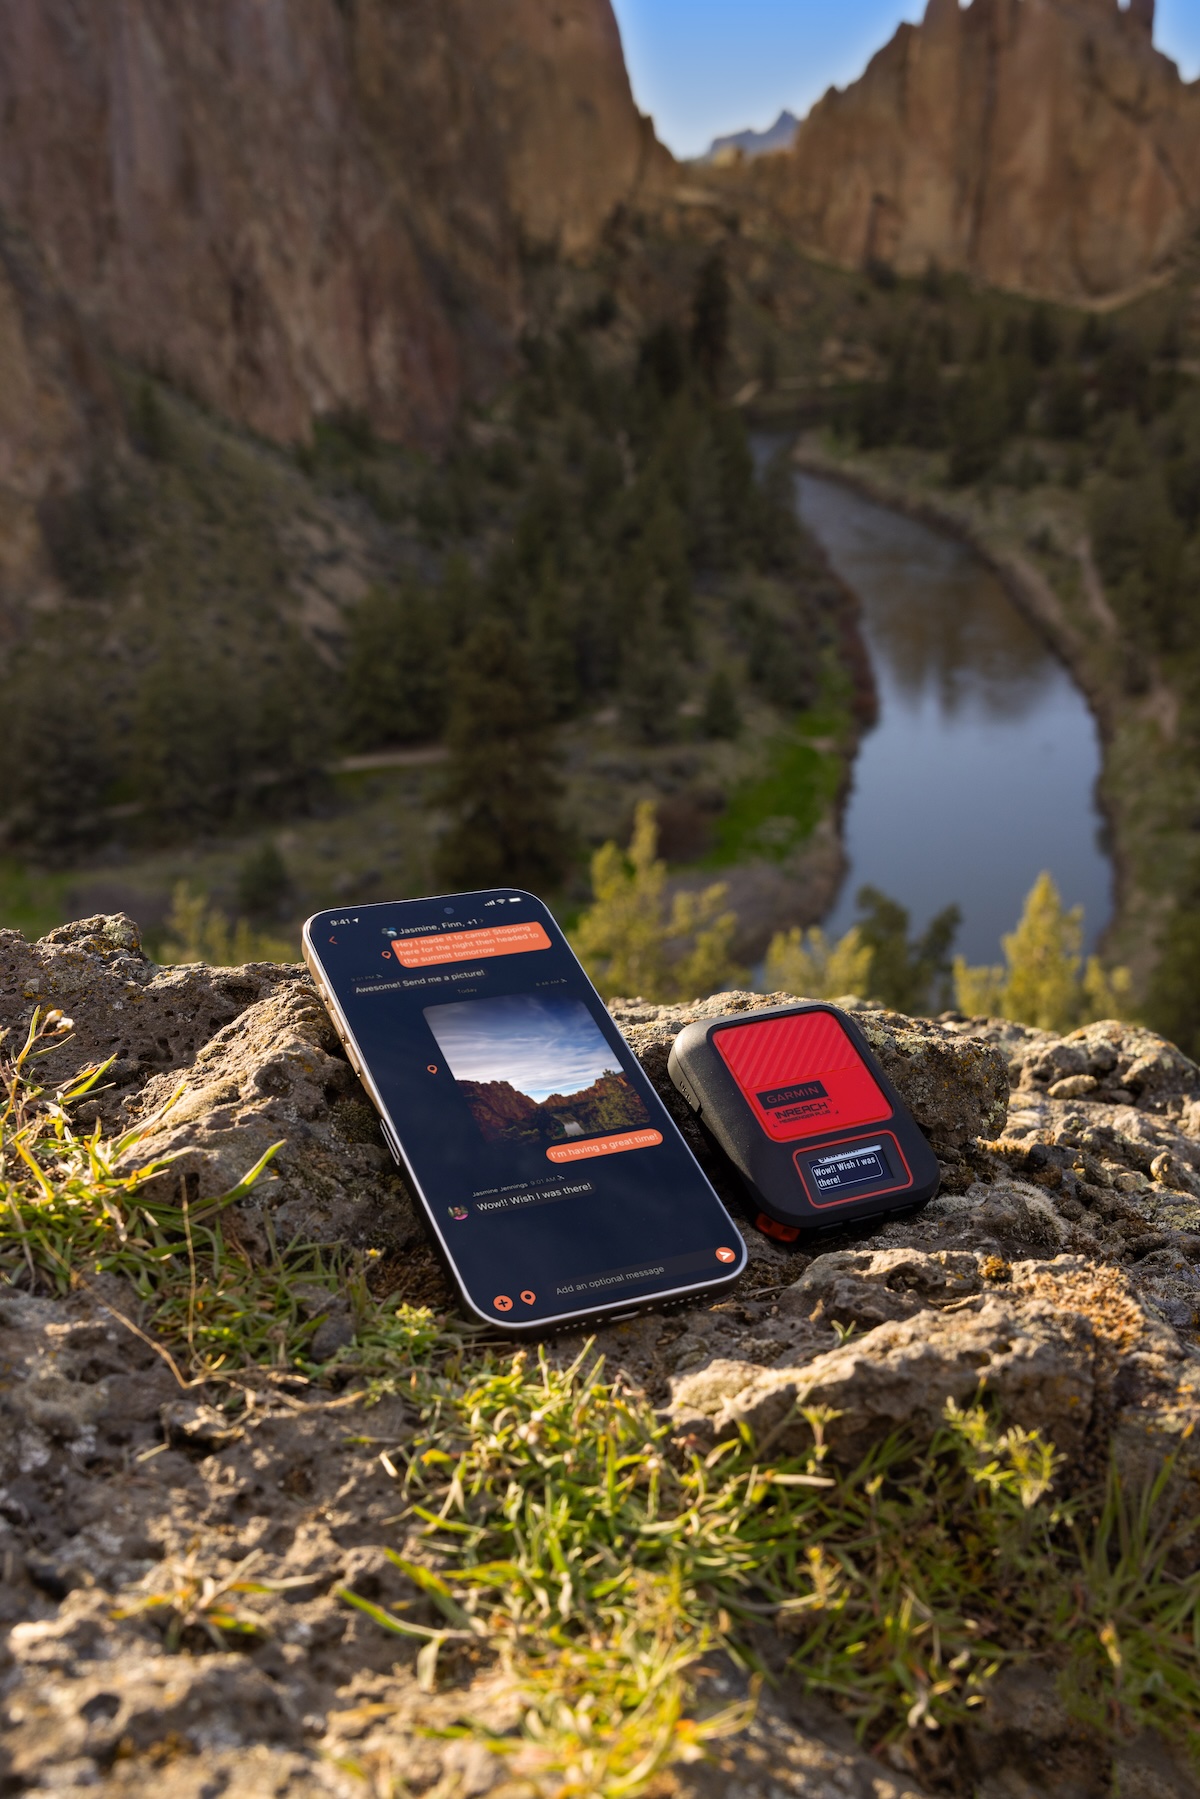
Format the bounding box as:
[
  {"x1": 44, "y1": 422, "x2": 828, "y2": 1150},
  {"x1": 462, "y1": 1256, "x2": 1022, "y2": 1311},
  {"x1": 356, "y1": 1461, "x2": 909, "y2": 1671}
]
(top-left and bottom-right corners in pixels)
[{"x1": 305, "y1": 891, "x2": 746, "y2": 1328}]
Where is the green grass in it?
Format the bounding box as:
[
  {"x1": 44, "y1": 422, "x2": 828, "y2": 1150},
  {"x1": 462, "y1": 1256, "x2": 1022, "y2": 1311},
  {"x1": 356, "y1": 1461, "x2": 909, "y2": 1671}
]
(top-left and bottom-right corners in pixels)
[
  {"x1": 710, "y1": 709, "x2": 846, "y2": 866},
  {"x1": 3, "y1": 1014, "x2": 1199, "y2": 1795},
  {"x1": 337, "y1": 1347, "x2": 1200, "y2": 1792},
  {"x1": 0, "y1": 860, "x2": 74, "y2": 941},
  {"x1": 0, "y1": 1009, "x2": 446, "y2": 1379}
]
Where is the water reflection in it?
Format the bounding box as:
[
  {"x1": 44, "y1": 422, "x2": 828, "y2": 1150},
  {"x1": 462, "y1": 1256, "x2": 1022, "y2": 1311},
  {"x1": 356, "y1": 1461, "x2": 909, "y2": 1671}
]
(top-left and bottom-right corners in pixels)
[
  {"x1": 796, "y1": 473, "x2": 1112, "y2": 962},
  {"x1": 858, "y1": 519, "x2": 1054, "y2": 721}
]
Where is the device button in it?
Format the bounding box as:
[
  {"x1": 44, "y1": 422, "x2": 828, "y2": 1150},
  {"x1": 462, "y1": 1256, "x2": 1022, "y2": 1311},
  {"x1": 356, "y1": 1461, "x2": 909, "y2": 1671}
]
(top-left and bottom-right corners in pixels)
[
  {"x1": 379, "y1": 1120, "x2": 403, "y2": 1166},
  {"x1": 755, "y1": 1212, "x2": 802, "y2": 1244}
]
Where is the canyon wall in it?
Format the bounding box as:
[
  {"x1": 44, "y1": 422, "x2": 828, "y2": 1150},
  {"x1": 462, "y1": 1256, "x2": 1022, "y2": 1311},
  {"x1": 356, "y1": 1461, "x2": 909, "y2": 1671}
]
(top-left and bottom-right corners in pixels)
[
  {"x1": 0, "y1": 227, "x2": 123, "y2": 631},
  {"x1": 757, "y1": 0, "x2": 1200, "y2": 302},
  {"x1": 0, "y1": 0, "x2": 664, "y2": 447}
]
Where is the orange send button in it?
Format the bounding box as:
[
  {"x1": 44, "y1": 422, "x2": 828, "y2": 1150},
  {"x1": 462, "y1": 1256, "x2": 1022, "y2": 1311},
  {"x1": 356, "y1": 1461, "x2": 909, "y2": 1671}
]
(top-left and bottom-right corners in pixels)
[
  {"x1": 547, "y1": 1129, "x2": 663, "y2": 1163},
  {"x1": 390, "y1": 920, "x2": 551, "y2": 968}
]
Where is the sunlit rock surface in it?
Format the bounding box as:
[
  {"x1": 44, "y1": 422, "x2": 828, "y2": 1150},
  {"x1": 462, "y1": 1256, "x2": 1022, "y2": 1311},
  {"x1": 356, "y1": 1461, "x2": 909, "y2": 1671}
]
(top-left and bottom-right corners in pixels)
[
  {"x1": 4, "y1": 924, "x2": 1200, "y2": 1794},
  {"x1": 755, "y1": 0, "x2": 1200, "y2": 301}
]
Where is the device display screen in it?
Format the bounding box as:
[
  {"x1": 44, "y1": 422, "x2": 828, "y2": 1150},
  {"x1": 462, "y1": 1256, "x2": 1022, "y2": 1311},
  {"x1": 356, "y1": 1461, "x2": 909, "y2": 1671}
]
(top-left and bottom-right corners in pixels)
[
  {"x1": 306, "y1": 893, "x2": 745, "y2": 1327},
  {"x1": 713, "y1": 1010, "x2": 892, "y2": 1142},
  {"x1": 794, "y1": 1131, "x2": 911, "y2": 1208}
]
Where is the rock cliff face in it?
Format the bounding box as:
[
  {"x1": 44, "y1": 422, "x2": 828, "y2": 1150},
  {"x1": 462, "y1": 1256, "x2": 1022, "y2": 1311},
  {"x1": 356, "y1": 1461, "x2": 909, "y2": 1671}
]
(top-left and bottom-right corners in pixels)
[
  {"x1": 0, "y1": 231, "x2": 112, "y2": 633},
  {"x1": 759, "y1": 0, "x2": 1200, "y2": 301},
  {"x1": 0, "y1": 0, "x2": 663, "y2": 447}
]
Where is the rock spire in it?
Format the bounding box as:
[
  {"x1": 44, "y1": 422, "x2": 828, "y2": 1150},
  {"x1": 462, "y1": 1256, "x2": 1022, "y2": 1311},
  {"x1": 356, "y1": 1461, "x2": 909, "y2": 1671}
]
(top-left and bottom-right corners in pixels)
[{"x1": 754, "y1": 0, "x2": 1200, "y2": 301}]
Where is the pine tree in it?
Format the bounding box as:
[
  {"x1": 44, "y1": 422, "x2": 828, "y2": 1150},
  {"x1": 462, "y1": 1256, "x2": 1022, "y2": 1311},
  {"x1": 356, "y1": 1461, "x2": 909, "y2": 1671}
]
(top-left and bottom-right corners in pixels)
[
  {"x1": 763, "y1": 925, "x2": 874, "y2": 1001},
  {"x1": 132, "y1": 379, "x2": 174, "y2": 461},
  {"x1": 691, "y1": 252, "x2": 731, "y2": 394},
  {"x1": 953, "y1": 872, "x2": 1132, "y2": 1030},
  {"x1": 132, "y1": 635, "x2": 246, "y2": 828},
  {"x1": 947, "y1": 362, "x2": 1009, "y2": 485},
  {"x1": 755, "y1": 446, "x2": 803, "y2": 572},
  {"x1": 637, "y1": 322, "x2": 688, "y2": 402},
  {"x1": 1089, "y1": 465, "x2": 1185, "y2": 651},
  {"x1": 953, "y1": 961, "x2": 1008, "y2": 1020},
  {"x1": 711, "y1": 407, "x2": 757, "y2": 564},
  {"x1": 1027, "y1": 304, "x2": 1061, "y2": 369},
  {"x1": 999, "y1": 875, "x2": 1104, "y2": 1031},
  {"x1": 237, "y1": 841, "x2": 290, "y2": 920},
  {"x1": 433, "y1": 617, "x2": 572, "y2": 894},
  {"x1": 340, "y1": 580, "x2": 450, "y2": 750},
  {"x1": 700, "y1": 669, "x2": 741, "y2": 740},
  {"x1": 0, "y1": 635, "x2": 114, "y2": 853},
  {"x1": 1147, "y1": 901, "x2": 1200, "y2": 1059},
  {"x1": 902, "y1": 331, "x2": 947, "y2": 450},
  {"x1": 854, "y1": 887, "x2": 961, "y2": 1014},
  {"x1": 1045, "y1": 367, "x2": 1087, "y2": 440},
  {"x1": 619, "y1": 606, "x2": 686, "y2": 744},
  {"x1": 571, "y1": 801, "x2": 744, "y2": 1001},
  {"x1": 646, "y1": 490, "x2": 694, "y2": 641}
]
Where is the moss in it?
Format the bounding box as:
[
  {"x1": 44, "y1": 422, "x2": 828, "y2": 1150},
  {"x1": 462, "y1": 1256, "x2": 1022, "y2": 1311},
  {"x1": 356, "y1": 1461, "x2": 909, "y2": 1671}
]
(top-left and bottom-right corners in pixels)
[{"x1": 711, "y1": 703, "x2": 847, "y2": 866}]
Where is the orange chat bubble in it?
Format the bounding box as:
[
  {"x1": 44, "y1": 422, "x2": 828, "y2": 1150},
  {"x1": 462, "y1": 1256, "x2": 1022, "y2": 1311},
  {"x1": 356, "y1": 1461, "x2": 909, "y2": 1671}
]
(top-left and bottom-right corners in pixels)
[
  {"x1": 390, "y1": 919, "x2": 552, "y2": 969},
  {"x1": 546, "y1": 1129, "x2": 663, "y2": 1163}
]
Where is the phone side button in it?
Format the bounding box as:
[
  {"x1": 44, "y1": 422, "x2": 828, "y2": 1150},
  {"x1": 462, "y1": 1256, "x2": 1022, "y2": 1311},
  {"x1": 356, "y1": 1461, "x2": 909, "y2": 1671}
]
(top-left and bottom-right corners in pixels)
[
  {"x1": 674, "y1": 1073, "x2": 702, "y2": 1114},
  {"x1": 379, "y1": 1119, "x2": 403, "y2": 1167}
]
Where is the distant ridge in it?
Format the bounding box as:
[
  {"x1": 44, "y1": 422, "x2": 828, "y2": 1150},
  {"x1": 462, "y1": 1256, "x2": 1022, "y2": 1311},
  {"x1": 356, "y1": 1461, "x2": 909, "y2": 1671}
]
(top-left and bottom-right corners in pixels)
[{"x1": 701, "y1": 109, "x2": 799, "y2": 165}]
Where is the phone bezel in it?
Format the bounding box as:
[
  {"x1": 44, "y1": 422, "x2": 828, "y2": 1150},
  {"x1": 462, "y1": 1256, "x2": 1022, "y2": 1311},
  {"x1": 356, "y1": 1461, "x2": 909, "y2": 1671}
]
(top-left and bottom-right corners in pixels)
[{"x1": 302, "y1": 889, "x2": 748, "y2": 1334}]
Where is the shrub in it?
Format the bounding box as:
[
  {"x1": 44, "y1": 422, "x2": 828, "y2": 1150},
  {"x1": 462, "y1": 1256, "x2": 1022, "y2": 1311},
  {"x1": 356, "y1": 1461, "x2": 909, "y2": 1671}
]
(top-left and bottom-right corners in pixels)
[
  {"x1": 158, "y1": 883, "x2": 295, "y2": 967},
  {"x1": 572, "y1": 801, "x2": 744, "y2": 1001},
  {"x1": 853, "y1": 886, "x2": 961, "y2": 1015},
  {"x1": 763, "y1": 923, "x2": 874, "y2": 1001},
  {"x1": 954, "y1": 872, "x2": 1131, "y2": 1030}
]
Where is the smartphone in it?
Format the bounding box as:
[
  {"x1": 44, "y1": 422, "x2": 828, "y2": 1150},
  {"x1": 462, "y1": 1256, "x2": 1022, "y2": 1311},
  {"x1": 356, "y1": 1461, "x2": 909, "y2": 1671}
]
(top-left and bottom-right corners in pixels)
[{"x1": 302, "y1": 890, "x2": 747, "y2": 1333}]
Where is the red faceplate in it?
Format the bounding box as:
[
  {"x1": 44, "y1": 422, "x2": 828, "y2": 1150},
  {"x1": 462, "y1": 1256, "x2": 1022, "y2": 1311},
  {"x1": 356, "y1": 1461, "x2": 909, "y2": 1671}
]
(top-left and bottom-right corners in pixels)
[{"x1": 713, "y1": 1010, "x2": 892, "y2": 1142}]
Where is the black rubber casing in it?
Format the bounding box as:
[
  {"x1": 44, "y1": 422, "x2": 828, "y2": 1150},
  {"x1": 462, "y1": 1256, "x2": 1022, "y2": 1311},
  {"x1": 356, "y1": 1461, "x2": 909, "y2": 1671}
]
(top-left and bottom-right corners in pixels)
[{"x1": 667, "y1": 1002, "x2": 940, "y2": 1233}]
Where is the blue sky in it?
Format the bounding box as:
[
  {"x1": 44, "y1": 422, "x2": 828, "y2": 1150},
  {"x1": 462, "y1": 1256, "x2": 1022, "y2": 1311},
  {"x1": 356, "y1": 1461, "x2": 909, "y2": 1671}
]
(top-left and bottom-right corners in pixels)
[
  {"x1": 610, "y1": 0, "x2": 1200, "y2": 160},
  {"x1": 425, "y1": 995, "x2": 618, "y2": 1101}
]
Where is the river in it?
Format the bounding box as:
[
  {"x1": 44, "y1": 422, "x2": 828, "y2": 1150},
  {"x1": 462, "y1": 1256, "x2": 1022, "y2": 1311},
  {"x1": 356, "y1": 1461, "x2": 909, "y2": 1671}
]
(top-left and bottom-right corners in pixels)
[{"x1": 795, "y1": 473, "x2": 1112, "y2": 964}]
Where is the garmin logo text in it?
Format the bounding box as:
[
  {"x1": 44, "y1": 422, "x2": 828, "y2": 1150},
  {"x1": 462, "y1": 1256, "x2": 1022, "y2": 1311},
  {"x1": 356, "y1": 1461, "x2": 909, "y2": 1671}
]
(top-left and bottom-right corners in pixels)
[{"x1": 757, "y1": 1079, "x2": 828, "y2": 1111}]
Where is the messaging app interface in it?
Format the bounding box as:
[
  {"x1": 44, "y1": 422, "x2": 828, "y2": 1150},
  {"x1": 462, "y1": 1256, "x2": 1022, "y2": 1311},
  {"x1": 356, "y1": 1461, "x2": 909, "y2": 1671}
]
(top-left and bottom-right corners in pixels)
[{"x1": 315, "y1": 896, "x2": 743, "y2": 1320}]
